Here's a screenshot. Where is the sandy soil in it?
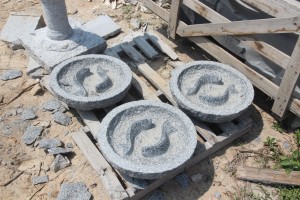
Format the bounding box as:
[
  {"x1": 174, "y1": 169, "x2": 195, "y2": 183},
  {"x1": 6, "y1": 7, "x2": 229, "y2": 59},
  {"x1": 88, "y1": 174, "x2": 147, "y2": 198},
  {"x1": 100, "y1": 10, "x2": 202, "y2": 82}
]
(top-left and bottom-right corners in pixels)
[{"x1": 0, "y1": 0, "x2": 296, "y2": 199}]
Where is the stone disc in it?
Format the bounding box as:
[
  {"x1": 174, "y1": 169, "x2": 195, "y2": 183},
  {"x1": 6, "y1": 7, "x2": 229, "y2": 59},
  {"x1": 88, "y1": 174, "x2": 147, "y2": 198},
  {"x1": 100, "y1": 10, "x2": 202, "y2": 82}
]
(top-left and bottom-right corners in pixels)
[
  {"x1": 97, "y1": 100, "x2": 197, "y2": 179},
  {"x1": 170, "y1": 61, "x2": 254, "y2": 123},
  {"x1": 50, "y1": 55, "x2": 132, "y2": 110}
]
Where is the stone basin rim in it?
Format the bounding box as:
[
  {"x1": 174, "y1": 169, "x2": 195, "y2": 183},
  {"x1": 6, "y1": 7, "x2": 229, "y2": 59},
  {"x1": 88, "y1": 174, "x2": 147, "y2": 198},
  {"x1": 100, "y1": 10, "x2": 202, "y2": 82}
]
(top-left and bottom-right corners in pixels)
[
  {"x1": 170, "y1": 61, "x2": 254, "y2": 116},
  {"x1": 49, "y1": 54, "x2": 132, "y2": 106},
  {"x1": 97, "y1": 100, "x2": 197, "y2": 179}
]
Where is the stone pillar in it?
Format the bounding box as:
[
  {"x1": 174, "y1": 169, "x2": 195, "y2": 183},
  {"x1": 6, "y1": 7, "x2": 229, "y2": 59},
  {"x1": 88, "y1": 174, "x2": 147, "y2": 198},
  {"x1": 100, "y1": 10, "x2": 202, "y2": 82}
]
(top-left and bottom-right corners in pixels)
[{"x1": 40, "y1": 0, "x2": 73, "y2": 40}]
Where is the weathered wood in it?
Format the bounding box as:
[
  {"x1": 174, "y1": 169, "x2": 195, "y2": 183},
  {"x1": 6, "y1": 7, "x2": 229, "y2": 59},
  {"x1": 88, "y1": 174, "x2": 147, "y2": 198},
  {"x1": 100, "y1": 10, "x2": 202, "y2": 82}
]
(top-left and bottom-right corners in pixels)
[
  {"x1": 236, "y1": 166, "x2": 300, "y2": 186},
  {"x1": 72, "y1": 130, "x2": 129, "y2": 200},
  {"x1": 180, "y1": 0, "x2": 291, "y2": 68},
  {"x1": 168, "y1": 0, "x2": 181, "y2": 38},
  {"x1": 145, "y1": 32, "x2": 179, "y2": 60},
  {"x1": 133, "y1": 36, "x2": 159, "y2": 59},
  {"x1": 131, "y1": 72, "x2": 161, "y2": 101},
  {"x1": 272, "y1": 37, "x2": 300, "y2": 117},
  {"x1": 120, "y1": 42, "x2": 145, "y2": 63},
  {"x1": 177, "y1": 17, "x2": 300, "y2": 37},
  {"x1": 137, "y1": 62, "x2": 178, "y2": 105},
  {"x1": 241, "y1": 0, "x2": 300, "y2": 18},
  {"x1": 141, "y1": 0, "x2": 300, "y2": 117}
]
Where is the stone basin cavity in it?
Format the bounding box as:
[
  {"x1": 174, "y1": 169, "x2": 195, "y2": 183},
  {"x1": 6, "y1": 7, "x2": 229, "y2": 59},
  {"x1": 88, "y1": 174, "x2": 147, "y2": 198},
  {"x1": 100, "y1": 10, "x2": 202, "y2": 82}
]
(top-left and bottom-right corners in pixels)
[
  {"x1": 97, "y1": 100, "x2": 197, "y2": 179},
  {"x1": 170, "y1": 61, "x2": 254, "y2": 123},
  {"x1": 50, "y1": 55, "x2": 132, "y2": 110}
]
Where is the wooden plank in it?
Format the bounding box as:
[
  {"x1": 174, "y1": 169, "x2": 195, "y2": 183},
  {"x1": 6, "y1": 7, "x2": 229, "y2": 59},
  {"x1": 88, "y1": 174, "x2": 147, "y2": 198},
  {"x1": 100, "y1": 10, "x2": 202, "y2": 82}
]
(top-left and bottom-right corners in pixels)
[
  {"x1": 120, "y1": 42, "x2": 145, "y2": 63},
  {"x1": 236, "y1": 166, "x2": 300, "y2": 186},
  {"x1": 141, "y1": 0, "x2": 300, "y2": 117},
  {"x1": 137, "y1": 62, "x2": 178, "y2": 105},
  {"x1": 168, "y1": 0, "x2": 181, "y2": 38},
  {"x1": 131, "y1": 72, "x2": 161, "y2": 101},
  {"x1": 272, "y1": 37, "x2": 300, "y2": 117},
  {"x1": 145, "y1": 32, "x2": 179, "y2": 60},
  {"x1": 180, "y1": 0, "x2": 291, "y2": 69},
  {"x1": 177, "y1": 17, "x2": 300, "y2": 37},
  {"x1": 72, "y1": 130, "x2": 129, "y2": 200},
  {"x1": 133, "y1": 36, "x2": 159, "y2": 59},
  {"x1": 241, "y1": 0, "x2": 300, "y2": 18},
  {"x1": 218, "y1": 122, "x2": 239, "y2": 137},
  {"x1": 77, "y1": 110, "x2": 101, "y2": 138}
]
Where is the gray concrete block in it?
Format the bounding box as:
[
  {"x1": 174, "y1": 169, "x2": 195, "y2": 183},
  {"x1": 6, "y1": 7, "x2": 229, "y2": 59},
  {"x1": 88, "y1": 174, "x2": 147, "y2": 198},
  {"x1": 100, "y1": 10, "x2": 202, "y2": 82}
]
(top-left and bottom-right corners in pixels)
[
  {"x1": 57, "y1": 182, "x2": 91, "y2": 200},
  {"x1": 0, "y1": 69, "x2": 22, "y2": 81},
  {"x1": 50, "y1": 154, "x2": 70, "y2": 172},
  {"x1": 83, "y1": 15, "x2": 121, "y2": 39},
  {"x1": 49, "y1": 55, "x2": 132, "y2": 110},
  {"x1": 32, "y1": 175, "x2": 49, "y2": 185},
  {"x1": 170, "y1": 61, "x2": 254, "y2": 123},
  {"x1": 0, "y1": 12, "x2": 44, "y2": 50},
  {"x1": 97, "y1": 100, "x2": 197, "y2": 179},
  {"x1": 38, "y1": 138, "x2": 62, "y2": 149}
]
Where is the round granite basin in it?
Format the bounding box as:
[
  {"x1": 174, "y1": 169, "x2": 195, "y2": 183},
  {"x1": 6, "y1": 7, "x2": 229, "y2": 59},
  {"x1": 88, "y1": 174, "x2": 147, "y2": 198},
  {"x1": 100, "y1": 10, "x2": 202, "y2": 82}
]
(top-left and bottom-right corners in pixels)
[
  {"x1": 50, "y1": 55, "x2": 132, "y2": 110},
  {"x1": 170, "y1": 61, "x2": 254, "y2": 123},
  {"x1": 97, "y1": 100, "x2": 197, "y2": 179}
]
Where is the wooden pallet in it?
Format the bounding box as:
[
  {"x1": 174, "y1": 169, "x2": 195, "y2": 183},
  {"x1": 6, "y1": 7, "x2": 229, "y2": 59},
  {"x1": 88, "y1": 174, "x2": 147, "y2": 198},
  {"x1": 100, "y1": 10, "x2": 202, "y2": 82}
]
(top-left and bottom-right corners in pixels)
[
  {"x1": 69, "y1": 33, "x2": 253, "y2": 199},
  {"x1": 142, "y1": 0, "x2": 300, "y2": 120}
]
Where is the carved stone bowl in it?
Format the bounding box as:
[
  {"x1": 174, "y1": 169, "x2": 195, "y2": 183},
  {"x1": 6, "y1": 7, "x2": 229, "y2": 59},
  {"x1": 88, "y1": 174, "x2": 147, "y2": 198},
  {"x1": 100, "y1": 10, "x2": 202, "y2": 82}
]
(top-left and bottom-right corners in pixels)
[
  {"x1": 170, "y1": 61, "x2": 254, "y2": 123},
  {"x1": 97, "y1": 100, "x2": 197, "y2": 179},
  {"x1": 50, "y1": 55, "x2": 132, "y2": 110}
]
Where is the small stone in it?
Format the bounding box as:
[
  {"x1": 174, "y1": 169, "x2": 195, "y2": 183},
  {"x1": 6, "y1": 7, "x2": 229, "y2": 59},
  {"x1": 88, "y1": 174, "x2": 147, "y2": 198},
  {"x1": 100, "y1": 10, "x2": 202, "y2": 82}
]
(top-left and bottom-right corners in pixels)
[
  {"x1": 21, "y1": 108, "x2": 36, "y2": 120},
  {"x1": 175, "y1": 173, "x2": 190, "y2": 189},
  {"x1": 50, "y1": 154, "x2": 70, "y2": 172},
  {"x1": 130, "y1": 18, "x2": 141, "y2": 30},
  {"x1": 1, "y1": 125, "x2": 13, "y2": 135},
  {"x1": 22, "y1": 126, "x2": 42, "y2": 145},
  {"x1": 148, "y1": 190, "x2": 164, "y2": 200},
  {"x1": 191, "y1": 173, "x2": 203, "y2": 183},
  {"x1": 0, "y1": 69, "x2": 22, "y2": 81},
  {"x1": 38, "y1": 138, "x2": 62, "y2": 149},
  {"x1": 56, "y1": 182, "x2": 91, "y2": 200},
  {"x1": 43, "y1": 100, "x2": 61, "y2": 111},
  {"x1": 32, "y1": 175, "x2": 49, "y2": 185},
  {"x1": 282, "y1": 141, "x2": 291, "y2": 150},
  {"x1": 66, "y1": 143, "x2": 73, "y2": 148},
  {"x1": 214, "y1": 191, "x2": 221, "y2": 199},
  {"x1": 53, "y1": 112, "x2": 71, "y2": 126},
  {"x1": 47, "y1": 147, "x2": 72, "y2": 155}
]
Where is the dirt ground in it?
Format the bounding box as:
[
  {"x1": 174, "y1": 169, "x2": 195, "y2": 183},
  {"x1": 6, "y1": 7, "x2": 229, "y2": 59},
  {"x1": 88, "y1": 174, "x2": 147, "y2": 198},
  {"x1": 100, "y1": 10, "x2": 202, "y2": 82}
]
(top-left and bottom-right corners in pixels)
[{"x1": 0, "y1": 0, "x2": 298, "y2": 199}]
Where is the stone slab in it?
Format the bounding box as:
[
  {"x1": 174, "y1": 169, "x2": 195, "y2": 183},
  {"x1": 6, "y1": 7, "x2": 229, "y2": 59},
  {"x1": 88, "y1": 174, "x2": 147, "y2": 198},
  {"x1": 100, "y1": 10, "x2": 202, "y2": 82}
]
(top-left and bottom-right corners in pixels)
[
  {"x1": 0, "y1": 12, "x2": 44, "y2": 50},
  {"x1": 50, "y1": 154, "x2": 70, "y2": 172},
  {"x1": 19, "y1": 22, "x2": 107, "y2": 71},
  {"x1": 56, "y1": 182, "x2": 91, "y2": 200},
  {"x1": 32, "y1": 175, "x2": 49, "y2": 185},
  {"x1": 83, "y1": 15, "x2": 121, "y2": 39},
  {"x1": 0, "y1": 69, "x2": 22, "y2": 81}
]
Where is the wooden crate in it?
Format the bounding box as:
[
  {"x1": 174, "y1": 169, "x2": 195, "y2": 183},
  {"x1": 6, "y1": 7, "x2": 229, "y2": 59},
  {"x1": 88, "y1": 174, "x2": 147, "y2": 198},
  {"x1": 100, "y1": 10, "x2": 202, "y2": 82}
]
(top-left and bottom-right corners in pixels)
[
  {"x1": 68, "y1": 33, "x2": 254, "y2": 199},
  {"x1": 141, "y1": 0, "x2": 300, "y2": 120}
]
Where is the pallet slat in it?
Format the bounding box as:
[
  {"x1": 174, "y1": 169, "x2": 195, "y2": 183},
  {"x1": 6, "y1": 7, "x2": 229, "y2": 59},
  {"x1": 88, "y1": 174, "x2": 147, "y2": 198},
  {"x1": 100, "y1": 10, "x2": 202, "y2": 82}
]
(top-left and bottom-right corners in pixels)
[
  {"x1": 237, "y1": 166, "x2": 300, "y2": 186},
  {"x1": 121, "y1": 42, "x2": 146, "y2": 63},
  {"x1": 72, "y1": 130, "x2": 129, "y2": 200}
]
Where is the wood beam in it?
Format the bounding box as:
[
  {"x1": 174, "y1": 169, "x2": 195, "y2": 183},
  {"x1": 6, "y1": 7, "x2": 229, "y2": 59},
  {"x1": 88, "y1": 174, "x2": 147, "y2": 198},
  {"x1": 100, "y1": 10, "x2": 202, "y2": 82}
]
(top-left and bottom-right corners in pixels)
[
  {"x1": 177, "y1": 17, "x2": 300, "y2": 37},
  {"x1": 168, "y1": 0, "x2": 181, "y2": 39}
]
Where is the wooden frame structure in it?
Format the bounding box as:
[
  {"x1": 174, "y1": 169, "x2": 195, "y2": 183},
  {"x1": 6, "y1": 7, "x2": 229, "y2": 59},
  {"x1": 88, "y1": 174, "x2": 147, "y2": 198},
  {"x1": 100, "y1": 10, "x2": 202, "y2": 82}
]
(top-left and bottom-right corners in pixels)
[{"x1": 142, "y1": 0, "x2": 300, "y2": 119}]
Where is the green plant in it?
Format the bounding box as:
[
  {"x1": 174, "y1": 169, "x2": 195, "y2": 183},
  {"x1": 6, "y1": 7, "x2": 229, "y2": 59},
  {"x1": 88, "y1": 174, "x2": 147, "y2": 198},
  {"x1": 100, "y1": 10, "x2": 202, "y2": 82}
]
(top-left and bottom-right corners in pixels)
[
  {"x1": 264, "y1": 136, "x2": 277, "y2": 147},
  {"x1": 122, "y1": 5, "x2": 133, "y2": 14},
  {"x1": 279, "y1": 130, "x2": 300, "y2": 172},
  {"x1": 272, "y1": 121, "x2": 284, "y2": 133},
  {"x1": 279, "y1": 186, "x2": 300, "y2": 200}
]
